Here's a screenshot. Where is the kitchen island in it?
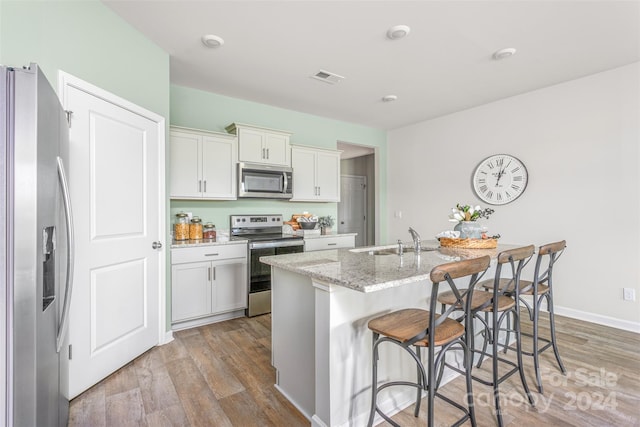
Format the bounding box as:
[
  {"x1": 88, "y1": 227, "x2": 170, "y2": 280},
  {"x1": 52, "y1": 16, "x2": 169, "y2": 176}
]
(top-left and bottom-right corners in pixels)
[{"x1": 260, "y1": 241, "x2": 518, "y2": 427}]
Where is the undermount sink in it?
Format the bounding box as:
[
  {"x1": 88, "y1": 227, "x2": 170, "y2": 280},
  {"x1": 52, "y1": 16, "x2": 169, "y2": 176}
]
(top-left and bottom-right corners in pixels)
[{"x1": 367, "y1": 246, "x2": 436, "y2": 256}]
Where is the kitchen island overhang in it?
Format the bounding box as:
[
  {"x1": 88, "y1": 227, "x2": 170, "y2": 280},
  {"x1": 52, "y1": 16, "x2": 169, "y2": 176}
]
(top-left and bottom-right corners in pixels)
[{"x1": 261, "y1": 241, "x2": 520, "y2": 427}]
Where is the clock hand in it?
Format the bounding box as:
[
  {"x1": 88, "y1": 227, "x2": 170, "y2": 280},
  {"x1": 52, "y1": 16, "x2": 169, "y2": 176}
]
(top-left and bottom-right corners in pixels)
[{"x1": 495, "y1": 160, "x2": 511, "y2": 186}]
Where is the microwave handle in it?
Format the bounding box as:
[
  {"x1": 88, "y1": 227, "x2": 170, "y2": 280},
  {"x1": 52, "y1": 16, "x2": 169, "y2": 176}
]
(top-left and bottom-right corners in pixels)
[{"x1": 282, "y1": 172, "x2": 289, "y2": 193}]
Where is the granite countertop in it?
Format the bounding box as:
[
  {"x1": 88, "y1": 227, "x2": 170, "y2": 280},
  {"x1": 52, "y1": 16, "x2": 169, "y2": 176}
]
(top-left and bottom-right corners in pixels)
[
  {"x1": 171, "y1": 238, "x2": 247, "y2": 249},
  {"x1": 260, "y1": 240, "x2": 520, "y2": 293}
]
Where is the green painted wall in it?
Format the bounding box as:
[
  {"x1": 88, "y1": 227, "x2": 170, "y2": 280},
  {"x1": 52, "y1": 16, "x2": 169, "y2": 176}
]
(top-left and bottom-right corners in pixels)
[
  {"x1": 170, "y1": 84, "x2": 388, "y2": 238},
  {"x1": 0, "y1": 0, "x2": 169, "y2": 119},
  {"x1": 1, "y1": 0, "x2": 172, "y2": 329}
]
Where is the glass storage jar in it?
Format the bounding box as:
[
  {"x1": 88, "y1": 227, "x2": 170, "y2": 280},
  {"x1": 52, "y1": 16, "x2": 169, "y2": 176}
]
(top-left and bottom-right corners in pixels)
[
  {"x1": 174, "y1": 212, "x2": 189, "y2": 241},
  {"x1": 203, "y1": 223, "x2": 216, "y2": 240},
  {"x1": 189, "y1": 216, "x2": 203, "y2": 240}
]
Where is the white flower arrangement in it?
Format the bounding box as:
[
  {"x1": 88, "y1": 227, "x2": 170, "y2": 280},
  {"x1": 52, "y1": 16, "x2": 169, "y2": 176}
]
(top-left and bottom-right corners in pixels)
[{"x1": 448, "y1": 203, "x2": 494, "y2": 223}]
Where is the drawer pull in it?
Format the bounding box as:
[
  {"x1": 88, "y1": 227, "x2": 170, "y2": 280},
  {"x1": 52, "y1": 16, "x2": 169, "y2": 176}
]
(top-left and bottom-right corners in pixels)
[
  {"x1": 327, "y1": 243, "x2": 337, "y2": 246},
  {"x1": 205, "y1": 253, "x2": 220, "y2": 256}
]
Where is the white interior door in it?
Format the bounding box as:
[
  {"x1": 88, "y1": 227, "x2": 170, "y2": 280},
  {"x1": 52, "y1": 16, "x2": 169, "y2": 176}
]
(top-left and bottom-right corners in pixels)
[
  {"x1": 61, "y1": 76, "x2": 165, "y2": 398},
  {"x1": 338, "y1": 175, "x2": 366, "y2": 247}
]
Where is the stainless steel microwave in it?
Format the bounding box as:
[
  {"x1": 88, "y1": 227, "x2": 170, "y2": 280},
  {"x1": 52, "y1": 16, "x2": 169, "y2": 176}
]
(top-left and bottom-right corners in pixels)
[{"x1": 238, "y1": 162, "x2": 293, "y2": 199}]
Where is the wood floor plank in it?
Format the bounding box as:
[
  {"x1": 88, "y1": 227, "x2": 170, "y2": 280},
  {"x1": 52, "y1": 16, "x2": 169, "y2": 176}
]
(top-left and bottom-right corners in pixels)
[
  {"x1": 217, "y1": 390, "x2": 276, "y2": 426},
  {"x1": 105, "y1": 388, "x2": 146, "y2": 427},
  {"x1": 159, "y1": 336, "x2": 190, "y2": 364},
  {"x1": 135, "y1": 362, "x2": 181, "y2": 415},
  {"x1": 68, "y1": 313, "x2": 639, "y2": 427},
  {"x1": 104, "y1": 361, "x2": 140, "y2": 397},
  {"x1": 68, "y1": 382, "x2": 106, "y2": 427},
  {"x1": 200, "y1": 323, "x2": 244, "y2": 357},
  {"x1": 165, "y1": 356, "x2": 233, "y2": 427},
  {"x1": 144, "y1": 403, "x2": 190, "y2": 427},
  {"x1": 181, "y1": 332, "x2": 245, "y2": 399}
]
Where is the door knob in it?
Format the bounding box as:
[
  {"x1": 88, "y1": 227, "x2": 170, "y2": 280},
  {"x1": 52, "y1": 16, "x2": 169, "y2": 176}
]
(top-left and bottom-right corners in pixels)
[{"x1": 152, "y1": 241, "x2": 163, "y2": 250}]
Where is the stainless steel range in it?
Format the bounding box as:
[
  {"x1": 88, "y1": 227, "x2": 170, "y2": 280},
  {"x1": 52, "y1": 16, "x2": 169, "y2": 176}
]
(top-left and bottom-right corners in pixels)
[{"x1": 230, "y1": 214, "x2": 304, "y2": 317}]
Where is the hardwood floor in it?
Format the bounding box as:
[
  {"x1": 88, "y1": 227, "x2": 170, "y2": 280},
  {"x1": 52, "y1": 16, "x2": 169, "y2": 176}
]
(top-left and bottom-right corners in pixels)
[{"x1": 69, "y1": 313, "x2": 640, "y2": 426}]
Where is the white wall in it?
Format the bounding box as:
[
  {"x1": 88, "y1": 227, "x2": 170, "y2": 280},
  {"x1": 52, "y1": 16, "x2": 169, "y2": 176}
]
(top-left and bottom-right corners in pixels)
[{"x1": 387, "y1": 63, "x2": 640, "y2": 329}]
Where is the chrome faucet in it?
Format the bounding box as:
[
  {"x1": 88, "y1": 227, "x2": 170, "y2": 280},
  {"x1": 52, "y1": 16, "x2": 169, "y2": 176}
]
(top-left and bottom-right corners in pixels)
[{"x1": 408, "y1": 227, "x2": 421, "y2": 254}]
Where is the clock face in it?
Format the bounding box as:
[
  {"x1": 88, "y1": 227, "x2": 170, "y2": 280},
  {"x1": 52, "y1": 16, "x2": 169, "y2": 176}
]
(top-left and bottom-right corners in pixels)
[{"x1": 472, "y1": 154, "x2": 528, "y2": 205}]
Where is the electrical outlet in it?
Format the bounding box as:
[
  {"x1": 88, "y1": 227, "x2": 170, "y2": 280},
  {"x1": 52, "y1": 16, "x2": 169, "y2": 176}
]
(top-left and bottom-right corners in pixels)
[
  {"x1": 395, "y1": 211, "x2": 402, "y2": 218},
  {"x1": 623, "y1": 288, "x2": 636, "y2": 301}
]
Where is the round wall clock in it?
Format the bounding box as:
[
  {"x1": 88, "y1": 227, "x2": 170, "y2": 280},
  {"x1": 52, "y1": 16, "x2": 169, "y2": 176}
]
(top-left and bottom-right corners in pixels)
[{"x1": 472, "y1": 154, "x2": 528, "y2": 205}]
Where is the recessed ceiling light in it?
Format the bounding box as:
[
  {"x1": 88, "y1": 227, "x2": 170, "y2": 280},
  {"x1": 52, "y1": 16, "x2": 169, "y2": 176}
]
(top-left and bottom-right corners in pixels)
[
  {"x1": 492, "y1": 47, "x2": 517, "y2": 60},
  {"x1": 387, "y1": 25, "x2": 410, "y2": 40},
  {"x1": 382, "y1": 95, "x2": 398, "y2": 102},
  {"x1": 202, "y1": 34, "x2": 224, "y2": 48}
]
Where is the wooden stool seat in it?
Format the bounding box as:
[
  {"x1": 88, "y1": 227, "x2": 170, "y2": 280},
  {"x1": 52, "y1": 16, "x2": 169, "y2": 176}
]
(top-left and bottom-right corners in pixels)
[
  {"x1": 481, "y1": 278, "x2": 549, "y2": 295},
  {"x1": 368, "y1": 309, "x2": 464, "y2": 347},
  {"x1": 366, "y1": 255, "x2": 491, "y2": 427},
  {"x1": 437, "y1": 290, "x2": 516, "y2": 312}
]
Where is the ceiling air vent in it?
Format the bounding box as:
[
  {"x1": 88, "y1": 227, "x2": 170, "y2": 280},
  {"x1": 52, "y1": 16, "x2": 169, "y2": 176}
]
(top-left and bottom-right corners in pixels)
[{"x1": 311, "y1": 69, "x2": 345, "y2": 84}]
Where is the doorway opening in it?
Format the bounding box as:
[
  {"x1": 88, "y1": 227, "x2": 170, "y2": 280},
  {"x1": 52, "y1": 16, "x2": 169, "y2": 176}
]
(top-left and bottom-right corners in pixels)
[{"x1": 337, "y1": 142, "x2": 376, "y2": 247}]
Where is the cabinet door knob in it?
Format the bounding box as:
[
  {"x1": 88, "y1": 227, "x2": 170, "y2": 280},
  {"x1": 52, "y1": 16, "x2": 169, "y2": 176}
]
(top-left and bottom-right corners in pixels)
[{"x1": 152, "y1": 241, "x2": 163, "y2": 250}]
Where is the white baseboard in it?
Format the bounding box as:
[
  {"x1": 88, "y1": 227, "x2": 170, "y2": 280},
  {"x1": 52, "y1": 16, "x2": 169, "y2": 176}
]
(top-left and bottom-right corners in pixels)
[
  {"x1": 161, "y1": 330, "x2": 174, "y2": 345},
  {"x1": 555, "y1": 305, "x2": 640, "y2": 333},
  {"x1": 274, "y1": 384, "x2": 313, "y2": 421},
  {"x1": 170, "y1": 309, "x2": 245, "y2": 331},
  {"x1": 311, "y1": 414, "x2": 327, "y2": 427}
]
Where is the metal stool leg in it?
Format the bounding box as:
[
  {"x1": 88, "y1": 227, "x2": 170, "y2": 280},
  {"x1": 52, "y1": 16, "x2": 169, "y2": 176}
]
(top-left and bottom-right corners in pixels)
[
  {"x1": 367, "y1": 333, "x2": 380, "y2": 427},
  {"x1": 476, "y1": 312, "x2": 490, "y2": 368},
  {"x1": 492, "y1": 311, "x2": 504, "y2": 427},
  {"x1": 503, "y1": 312, "x2": 511, "y2": 354},
  {"x1": 464, "y1": 327, "x2": 477, "y2": 427},
  {"x1": 533, "y1": 297, "x2": 543, "y2": 393},
  {"x1": 514, "y1": 309, "x2": 535, "y2": 406},
  {"x1": 546, "y1": 293, "x2": 566, "y2": 374},
  {"x1": 414, "y1": 346, "x2": 422, "y2": 417},
  {"x1": 427, "y1": 345, "x2": 435, "y2": 427}
]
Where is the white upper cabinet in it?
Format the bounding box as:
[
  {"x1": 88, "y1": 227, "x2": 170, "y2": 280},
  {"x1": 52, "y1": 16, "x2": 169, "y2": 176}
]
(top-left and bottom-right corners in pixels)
[
  {"x1": 170, "y1": 126, "x2": 237, "y2": 200},
  {"x1": 226, "y1": 122, "x2": 291, "y2": 166},
  {"x1": 291, "y1": 145, "x2": 341, "y2": 202}
]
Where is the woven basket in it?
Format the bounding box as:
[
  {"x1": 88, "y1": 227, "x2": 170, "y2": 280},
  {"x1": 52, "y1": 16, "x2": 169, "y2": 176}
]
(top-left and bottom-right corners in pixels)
[{"x1": 439, "y1": 237, "x2": 498, "y2": 249}]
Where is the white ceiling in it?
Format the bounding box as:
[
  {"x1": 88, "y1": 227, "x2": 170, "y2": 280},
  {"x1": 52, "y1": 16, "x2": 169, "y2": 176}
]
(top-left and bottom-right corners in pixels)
[{"x1": 103, "y1": 0, "x2": 640, "y2": 131}]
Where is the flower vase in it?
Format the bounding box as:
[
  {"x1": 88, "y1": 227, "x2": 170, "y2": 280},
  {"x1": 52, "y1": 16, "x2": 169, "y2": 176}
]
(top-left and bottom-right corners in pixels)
[
  {"x1": 321, "y1": 226, "x2": 331, "y2": 235},
  {"x1": 454, "y1": 221, "x2": 482, "y2": 239}
]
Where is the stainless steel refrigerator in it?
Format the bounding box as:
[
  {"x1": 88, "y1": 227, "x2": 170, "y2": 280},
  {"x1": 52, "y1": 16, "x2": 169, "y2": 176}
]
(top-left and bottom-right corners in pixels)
[{"x1": 1, "y1": 64, "x2": 74, "y2": 426}]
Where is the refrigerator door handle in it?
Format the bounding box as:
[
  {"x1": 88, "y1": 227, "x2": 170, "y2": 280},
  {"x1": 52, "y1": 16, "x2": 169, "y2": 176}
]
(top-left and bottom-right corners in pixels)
[{"x1": 56, "y1": 156, "x2": 75, "y2": 353}]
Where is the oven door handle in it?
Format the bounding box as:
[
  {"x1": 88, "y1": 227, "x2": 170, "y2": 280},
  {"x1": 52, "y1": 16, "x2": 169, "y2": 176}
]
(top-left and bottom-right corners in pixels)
[{"x1": 250, "y1": 240, "x2": 304, "y2": 250}]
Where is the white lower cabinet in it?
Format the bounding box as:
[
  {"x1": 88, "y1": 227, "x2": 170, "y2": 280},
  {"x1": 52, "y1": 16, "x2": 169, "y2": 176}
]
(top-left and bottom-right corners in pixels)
[
  {"x1": 171, "y1": 243, "x2": 247, "y2": 327},
  {"x1": 304, "y1": 235, "x2": 355, "y2": 252}
]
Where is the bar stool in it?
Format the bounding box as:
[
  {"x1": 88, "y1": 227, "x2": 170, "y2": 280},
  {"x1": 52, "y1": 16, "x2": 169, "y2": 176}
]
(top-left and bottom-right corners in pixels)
[
  {"x1": 437, "y1": 246, "x2": 536, "y2": 427},
  {"x1": 366, "y1": 255, "x2": 491, "y2": 427},
  {"x1": 483, "y1": 240, "x2": 567, "y2": 394}
]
